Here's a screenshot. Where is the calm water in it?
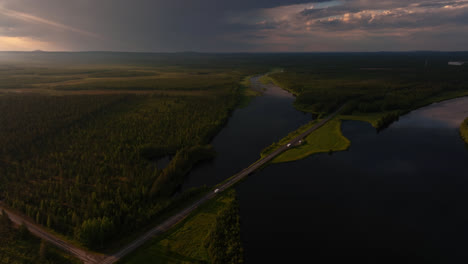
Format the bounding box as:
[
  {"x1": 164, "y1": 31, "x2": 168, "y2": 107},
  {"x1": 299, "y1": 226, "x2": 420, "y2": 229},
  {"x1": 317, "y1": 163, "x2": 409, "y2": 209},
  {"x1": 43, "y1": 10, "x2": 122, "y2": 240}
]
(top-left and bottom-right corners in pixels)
[
  {"x1": 237, "y1": 97, "x2": 468, "y2": 263},
  {"x1": 182, "y1": 78, "x2": 311, "y2": 189},
  {"x1": 183, "y1": 77, "x2": 468, "y2": 263}
]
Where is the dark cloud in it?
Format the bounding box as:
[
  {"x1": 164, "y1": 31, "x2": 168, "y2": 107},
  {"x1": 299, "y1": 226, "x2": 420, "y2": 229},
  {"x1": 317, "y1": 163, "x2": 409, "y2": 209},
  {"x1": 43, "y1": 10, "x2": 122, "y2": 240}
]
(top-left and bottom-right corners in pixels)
[{"x1": 0, "y1": 0, "x2": 467, "y2": 51}]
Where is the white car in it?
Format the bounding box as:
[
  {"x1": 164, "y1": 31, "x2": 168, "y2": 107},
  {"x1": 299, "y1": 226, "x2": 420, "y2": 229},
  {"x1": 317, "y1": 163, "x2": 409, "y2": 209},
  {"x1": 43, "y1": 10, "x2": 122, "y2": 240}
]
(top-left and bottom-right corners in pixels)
[
  {"x1": 214, "y1": 188, "x2": 220, "y2": 193},
  {"x1": 286, "y1": 143, "x2": 291, "y2": 147}
]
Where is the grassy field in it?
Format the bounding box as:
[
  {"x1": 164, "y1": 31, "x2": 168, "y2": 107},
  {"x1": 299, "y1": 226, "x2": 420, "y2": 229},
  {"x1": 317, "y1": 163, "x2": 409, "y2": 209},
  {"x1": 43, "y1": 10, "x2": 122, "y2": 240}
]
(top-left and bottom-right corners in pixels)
[
  {"x1": 119, "y1": 189, "x2": 242, "y2": 264},
  {"x1": 261, "y1": 120, "x2": 318, "y2": 158},
  {"x1": 271, "y1": 118, "x2": 350, "y2": 163},
  {"x1": 339, "y1": 112, "x2": 385, "y2": 128},
  {"x1": 0, "y1": 66, "x2": 244, "y2": 92},
  {"x1": 461, "y1": 118, "x2": 468, "y2": 144},
  {"x1": 260, "y1": 112, "x2": 387, "y2": 164}
]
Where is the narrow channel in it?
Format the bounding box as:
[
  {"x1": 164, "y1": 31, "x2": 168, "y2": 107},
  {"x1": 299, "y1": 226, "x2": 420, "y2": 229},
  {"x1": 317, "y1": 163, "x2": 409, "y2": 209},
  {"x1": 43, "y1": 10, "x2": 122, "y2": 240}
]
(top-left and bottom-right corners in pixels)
[{"x1": 182, "y1": 76, "x2": 311, "y2": 189}]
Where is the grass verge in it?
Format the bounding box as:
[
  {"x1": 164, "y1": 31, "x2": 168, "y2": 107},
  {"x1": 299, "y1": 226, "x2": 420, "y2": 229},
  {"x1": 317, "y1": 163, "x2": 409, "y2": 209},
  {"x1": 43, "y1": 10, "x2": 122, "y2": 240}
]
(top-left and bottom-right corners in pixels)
[
  {"x1": 461, "y1": 117, "x2": 468, "y2": 144},
  {"x1": 339, "y1": 112, "x2": 385, "y2": 128},
  {"x1": 272, "y1": 118, "x2": 350, "y2": 163},
  {"x1": 261, "y1": 120, "x2": 319, "y2": 158},
  {"x1": 0, "y1": 210, "x2": 81, "y2": 264},
  {"x1": 119, "y1": 189, "x2": 242, "y2": 264}
]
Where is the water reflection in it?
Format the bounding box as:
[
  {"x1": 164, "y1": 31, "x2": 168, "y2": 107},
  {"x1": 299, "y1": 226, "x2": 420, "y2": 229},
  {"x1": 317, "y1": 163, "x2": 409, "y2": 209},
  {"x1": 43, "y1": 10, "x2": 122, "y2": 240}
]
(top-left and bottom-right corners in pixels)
[
  {"x1": 182, "y1": 78, "x2": 311, "y2": 189},
  {"x1": 396, "y1": 97, "x2": 468, "y2": 128},
  {"x1": 237, "y1": 97, "x2": 468, "y2": 263}
]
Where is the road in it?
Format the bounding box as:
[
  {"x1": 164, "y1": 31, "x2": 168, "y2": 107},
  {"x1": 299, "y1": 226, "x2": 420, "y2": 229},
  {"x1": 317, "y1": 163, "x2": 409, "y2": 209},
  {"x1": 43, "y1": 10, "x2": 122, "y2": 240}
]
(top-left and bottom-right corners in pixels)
[
  {"x1": 100, "y1": 101, "x2": 345, "y2": 264},
  {"x1": 0, "y1": 204, "x2": 101, "y2": 264},
  {"x1": 1, "y1": 76, "x2": 344, "y2": 264}
]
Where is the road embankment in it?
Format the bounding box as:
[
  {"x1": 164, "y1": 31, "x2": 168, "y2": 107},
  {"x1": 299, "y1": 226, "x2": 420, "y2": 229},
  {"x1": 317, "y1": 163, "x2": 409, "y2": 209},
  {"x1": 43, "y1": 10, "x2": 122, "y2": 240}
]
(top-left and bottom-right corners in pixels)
[{"x1": 0, "y1": 203, "x2": 101, "y2": 264}]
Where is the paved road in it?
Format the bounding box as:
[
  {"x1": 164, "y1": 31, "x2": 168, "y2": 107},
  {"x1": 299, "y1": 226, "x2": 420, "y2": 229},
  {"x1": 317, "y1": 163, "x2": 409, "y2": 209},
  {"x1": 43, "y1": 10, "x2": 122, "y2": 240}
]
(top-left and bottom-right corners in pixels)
[
  {"x1": 0, "y1": 204, "x2": 101, "y2": 264},
  {"x1": 1, "y1": 76, "x2": 344, "y2": 264},
  {"x1": 101, "y1": 88, "x2": 345, "y2": 264}
]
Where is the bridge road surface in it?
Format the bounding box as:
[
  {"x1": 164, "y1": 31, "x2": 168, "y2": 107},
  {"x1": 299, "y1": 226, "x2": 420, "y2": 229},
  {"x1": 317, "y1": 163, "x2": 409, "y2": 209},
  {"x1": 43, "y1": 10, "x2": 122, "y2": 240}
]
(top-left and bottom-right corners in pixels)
[
  {"x1": 0, "y1": 75, "x2": 345, "y2": 264},
  {"x1": 100, "y1": 104, "x2": 345, "y2": 264},
  {"x1": 0, "y1": 105, "x2": 344, "y2": 264}
]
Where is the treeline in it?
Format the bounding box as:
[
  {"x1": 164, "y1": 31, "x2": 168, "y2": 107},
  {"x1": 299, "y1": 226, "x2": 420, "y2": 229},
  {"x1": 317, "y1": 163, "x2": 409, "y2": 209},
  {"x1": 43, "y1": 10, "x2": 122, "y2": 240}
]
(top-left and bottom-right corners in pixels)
[
  {"x1": 204, "y1": 196, "x2": 244, "y2": 264},
  {"x1": 0, "y1": 210, "x2": 79, "y2": 263},
  {"x1": 269, "y1": 62, "x2": 468, "y2": 117},
  {"x1": 149, "y1": 145, "x2": 215, "y2": 197},
  {"x1": 54, "y1": 72, "x2": 242, "y2": 91},
  {"x1": 460, "y1": 118, "x2": 468, "y2": 144},
  {"x1": 0, "y1": 81, "x2": 241, "y2": 249},
  {"x1": 376, "y1": 112, "x2": 402, "y2": 132}
]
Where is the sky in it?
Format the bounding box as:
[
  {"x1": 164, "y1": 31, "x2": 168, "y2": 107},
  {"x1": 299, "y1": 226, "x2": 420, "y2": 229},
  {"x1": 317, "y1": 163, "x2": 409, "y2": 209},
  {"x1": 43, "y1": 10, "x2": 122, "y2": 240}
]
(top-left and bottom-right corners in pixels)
[{"x1": 0, "y1": 0, "x2": 467, "y2": 52}]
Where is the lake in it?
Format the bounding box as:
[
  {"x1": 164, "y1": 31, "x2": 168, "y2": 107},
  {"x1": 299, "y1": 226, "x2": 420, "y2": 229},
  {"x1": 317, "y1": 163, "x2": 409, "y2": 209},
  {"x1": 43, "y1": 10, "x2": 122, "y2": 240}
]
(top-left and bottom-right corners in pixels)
[
  {"x1": 237, "y1": 96, "x2": 468, "y2": 263},
  {"x1": 183, "y1": 76, "x2": 468, "y2": 263}
]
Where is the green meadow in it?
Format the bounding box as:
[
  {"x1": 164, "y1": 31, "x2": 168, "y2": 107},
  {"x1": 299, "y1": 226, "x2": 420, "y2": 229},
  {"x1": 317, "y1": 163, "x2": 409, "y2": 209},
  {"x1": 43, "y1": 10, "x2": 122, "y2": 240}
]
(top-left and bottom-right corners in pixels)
[{"x1": 272, "y1": 118, "x2": 350, "y2": 163}]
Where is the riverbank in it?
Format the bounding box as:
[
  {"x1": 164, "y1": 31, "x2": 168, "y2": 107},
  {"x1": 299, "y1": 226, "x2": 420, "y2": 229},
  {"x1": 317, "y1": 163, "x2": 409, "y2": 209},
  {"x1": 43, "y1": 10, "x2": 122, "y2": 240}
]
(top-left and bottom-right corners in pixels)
[
  {"x1": 237, "y1": 104, "x2": 468, "y2": 263},
  {"x1": 238, "y1": 75, "x2": 261, "y2": 108},
  {"x1": 461, "y1": 117, "x2": 468, "y2": 144},
  {"x1": 267, "y1": 93, "x2": 468, "y2": 164},
  {"x1": 260, "y1": 117, "x2": 350, "y2": 163},
  {"x1": 273, "y1": 118, "x2": 350, "y2": 163},
  {"x1": 262, "y1": 67, "x2": 468, "y2": 163}
]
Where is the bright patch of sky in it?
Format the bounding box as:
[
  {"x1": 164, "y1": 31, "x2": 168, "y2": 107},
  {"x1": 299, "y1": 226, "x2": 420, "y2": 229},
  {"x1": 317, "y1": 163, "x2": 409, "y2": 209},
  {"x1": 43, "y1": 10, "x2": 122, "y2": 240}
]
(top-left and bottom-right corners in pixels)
[{"x1": 0, "y1": 0, "x2": 467, "y2": 52}]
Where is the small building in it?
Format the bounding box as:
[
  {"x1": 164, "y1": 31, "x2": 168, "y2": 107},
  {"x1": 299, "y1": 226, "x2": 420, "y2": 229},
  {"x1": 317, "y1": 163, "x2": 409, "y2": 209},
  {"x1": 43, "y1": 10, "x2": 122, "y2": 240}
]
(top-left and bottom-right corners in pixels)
[{"x1": 448, "y1": 61, "x2": 465, "y2": 66}]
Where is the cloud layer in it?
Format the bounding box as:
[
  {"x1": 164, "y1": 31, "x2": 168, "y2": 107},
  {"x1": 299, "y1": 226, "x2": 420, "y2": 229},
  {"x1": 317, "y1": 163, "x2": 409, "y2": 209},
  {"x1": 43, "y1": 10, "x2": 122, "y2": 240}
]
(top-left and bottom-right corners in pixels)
[
  {"x1": 0, "y1": 0, "x2": 467, "y2": 51},
  {"x1": 228, "y1": 0, "x2": 468, "y2": 51}
]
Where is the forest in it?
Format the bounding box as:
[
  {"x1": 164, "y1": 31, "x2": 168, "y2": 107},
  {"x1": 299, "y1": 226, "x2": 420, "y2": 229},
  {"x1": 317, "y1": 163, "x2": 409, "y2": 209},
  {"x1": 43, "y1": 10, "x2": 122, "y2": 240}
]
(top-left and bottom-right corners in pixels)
[
  {"x1": 0, "y1": 91, "x2": 240, "y2": 249},
  {"x1": 267, "y1": 53, "x2": 468, "y2": 124},
  {"x1": 1, "y1": 51, "x2": 468, "y2": 261},
  {"x1": 0, "y1": 52, "x2": 263, "y2": 251}
]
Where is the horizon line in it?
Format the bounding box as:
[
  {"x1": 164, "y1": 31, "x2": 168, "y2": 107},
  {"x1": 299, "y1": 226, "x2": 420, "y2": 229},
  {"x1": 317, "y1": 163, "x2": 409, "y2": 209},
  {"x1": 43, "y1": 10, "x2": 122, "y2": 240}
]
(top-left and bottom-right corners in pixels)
[{"x1": 2, "y1": 50, "x2": 468, "y2": 54}]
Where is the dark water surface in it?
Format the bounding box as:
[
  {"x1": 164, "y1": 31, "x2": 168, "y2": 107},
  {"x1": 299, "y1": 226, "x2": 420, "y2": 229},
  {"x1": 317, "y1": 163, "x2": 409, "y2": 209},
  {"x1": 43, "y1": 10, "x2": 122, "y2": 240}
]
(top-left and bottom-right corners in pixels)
[
  {"x1": 183, "y1": 77, "x2": 468, "y2": 263},
  {"x1": 237, "y1": 97, "x2": 468, "y2": 263},
  {"x1": 182, "y1": 78, "x2": 311, "y2": 189}
]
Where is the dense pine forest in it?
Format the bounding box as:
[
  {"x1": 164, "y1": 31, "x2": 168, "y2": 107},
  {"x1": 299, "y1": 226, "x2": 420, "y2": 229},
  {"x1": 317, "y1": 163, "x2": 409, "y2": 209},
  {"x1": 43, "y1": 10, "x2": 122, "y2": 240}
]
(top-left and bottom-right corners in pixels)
[
  {"x1": 0, "y1": 53, "x2": 260, "y2": 249},
  {"x1": 0, "y1": 91, "x2": 242, "y2": 248},
  {"x1": 1, "y1": 51, "x2": 468, "y2": 257},
  {"x1": 267, "y1": 53, "x2": 468, "y2": 120}
]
